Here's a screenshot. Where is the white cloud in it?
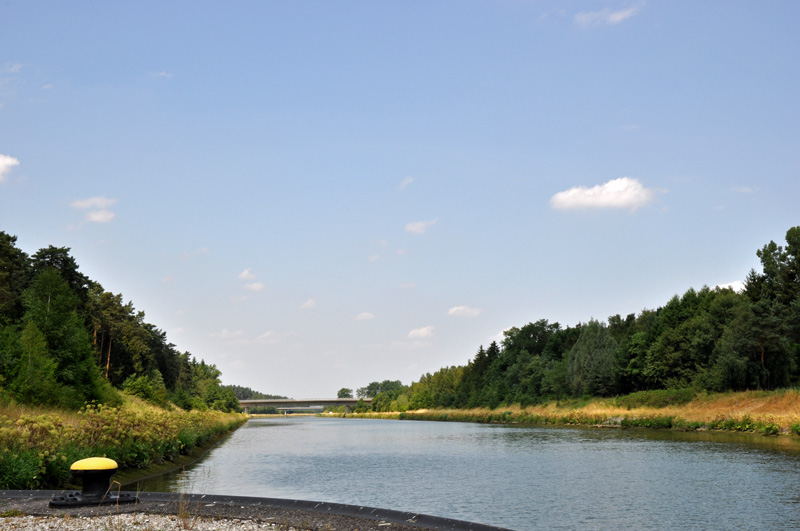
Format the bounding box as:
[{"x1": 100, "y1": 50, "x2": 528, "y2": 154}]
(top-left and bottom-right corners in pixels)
[
  {"x1": 161, "y1": 276, "x2": 175, "y2": 283},
  {"x1": 408, "y1": 325, "x2": 434, "y2": 339},
  {"x1": 732, "y1": 186, "x2": 755, "y2": 194},
  {"x1": 0, "y1": 154, "x2": 20, "y2": 182},
  {"x1": 238, "y1": 268, "x2": 257, "y2": 280},
  {"x1": 355, "y1": 312, "x2": 375, "y2": 321},
  {"x1": 85, "y1": 210, "x2": 115, "y2": 223},
  {"x1": 151, "y1": 71, "x2": 174, "y2": 78},
  {"x1": 70, "y1": 196, "x2": 118, "y2": 224},
  {"x1": 490, "y1": 329, "x2": 510, "y2": 345},
  {"x1": 400, "y1": 283, "x2": 416, "y2": 289},
  {"x1": 243, "y1": 282, "x2": 265, "y2": 292},
  {"x1": 575, "y1": 6, "x2": 641, "y2": 27},
  {"x1": 70, "y1": 196, "x2": 117, "y2": 209},
  {"x1": 399, "y1": 177, "x2": 414, "y2": 190},
  {"x1": 448, "y1": 305, "x2": 483, "y2": 318},
  {"x1": 1, "y1": 63, "x2": 22, "y2": 74},
  {"x1": 257, "y1": 331, "x2": 276, "y2": 342},
  {"x1": 550, "y1": 177, "x2": 655, "y2": 211},
  {"x1": 367, "y1": 254, "x2": 380, "y2": 262},
  {"x1": 715, "y1": 280, "x2": 745, "y2": 293},
  {"x1": 299, "y1": 298, "x2": 316, "y2": 310},
  {"x1": 213, "y1": 328, "x2": 244, "y2": 339},
  {"x1": 230, "y1": 295, "x2": 249, "y2": 303},
  {"x1": 405, "y1": 218, "x2": 438, "y2": 234}
]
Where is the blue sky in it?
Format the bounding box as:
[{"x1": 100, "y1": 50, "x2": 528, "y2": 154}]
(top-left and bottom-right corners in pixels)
[{"x1": 2, "y1": 1, "x2": 798, "y2": 398}]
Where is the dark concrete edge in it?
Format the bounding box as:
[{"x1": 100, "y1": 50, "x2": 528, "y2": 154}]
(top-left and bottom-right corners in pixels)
[{"x1": 0, "y1": 490, "x2": 510, "y2": 531}]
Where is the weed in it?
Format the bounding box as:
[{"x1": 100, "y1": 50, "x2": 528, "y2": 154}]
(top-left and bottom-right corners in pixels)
[{"x1": 0, "y1": 399, "x2": 245, "y2": 489}]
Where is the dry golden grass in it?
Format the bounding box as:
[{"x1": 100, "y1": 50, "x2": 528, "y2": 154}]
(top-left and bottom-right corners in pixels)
[
  {"x1": 506, "y1": 391, "x2": 799, "y2": 428},
  {"x1": 517, "y1": 390, "x2": 800, "y2": 429},
  {"x1": 354, "y1": 390, "x2": 800, "y2": 432}
]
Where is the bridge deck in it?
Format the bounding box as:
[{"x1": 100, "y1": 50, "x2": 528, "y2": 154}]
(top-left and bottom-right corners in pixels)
[{"x1": 238, "y1": 398, "x2": 372, "y2": 413}]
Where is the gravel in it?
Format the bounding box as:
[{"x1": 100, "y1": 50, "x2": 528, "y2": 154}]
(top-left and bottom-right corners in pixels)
[
  {"x1": 0, "y1": 513, "x2": 285, "y2": 530},
  {"x1": 0, "y1": 491, "x2": 506, "y2": 531}
]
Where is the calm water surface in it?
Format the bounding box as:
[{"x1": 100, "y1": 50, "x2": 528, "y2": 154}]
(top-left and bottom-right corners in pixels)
[{"x1": 140, "y1": 417, "x2": 800, "y2": 530}]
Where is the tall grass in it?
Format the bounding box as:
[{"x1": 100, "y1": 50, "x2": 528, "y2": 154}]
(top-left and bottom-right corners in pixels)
[
  {"x1": 342, "y1": 390, "x2": 800, "y2": 437},
  {"x1": 0, "y1": 395, "x2": 245, "y2": 489}
]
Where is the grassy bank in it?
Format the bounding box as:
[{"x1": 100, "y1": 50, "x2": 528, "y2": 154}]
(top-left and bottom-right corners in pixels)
[
  {"x1": 0, "y1": 394, "x2": 246, "y2": 490},
  {"x1": 339, "y1": 389, "x2": 800, "y2": 436}
]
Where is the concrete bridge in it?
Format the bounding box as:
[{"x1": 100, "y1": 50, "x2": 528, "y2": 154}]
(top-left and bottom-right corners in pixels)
[{"x1": 238, "y1": 398, "x2": 372, "y2": 414}]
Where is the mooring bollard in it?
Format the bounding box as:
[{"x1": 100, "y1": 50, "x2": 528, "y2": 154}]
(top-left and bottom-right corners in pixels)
[{"x1": 49, "y1": 457, "x2": 138, "y2": 507}]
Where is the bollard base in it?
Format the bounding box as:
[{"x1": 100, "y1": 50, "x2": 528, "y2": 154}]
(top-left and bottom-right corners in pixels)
[{"x1": 49, "y1": 491, "x2": 139, "y2": 507}]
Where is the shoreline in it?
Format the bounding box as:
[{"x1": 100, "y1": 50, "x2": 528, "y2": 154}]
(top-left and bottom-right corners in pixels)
[
  {"x1": 332, "y1": 389, "x2": 800, "y2": 438},
  {"x1": 0, "y1": 491, "x2": 507, "y2": 531},
  {"x1": 114, "y1": 426, "x2": 239, "y2": 489}
]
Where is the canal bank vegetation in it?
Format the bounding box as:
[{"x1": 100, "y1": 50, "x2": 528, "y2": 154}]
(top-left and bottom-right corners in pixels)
[
  {"x1": 342, "y1": 388, "x2": 800, "y2": 436},
  {"x1": 0, "y1": 393, "x2": 245, "y2": 490},
  {"x1": 350, "y1": 227, "x2": 800, "y2": 435},
  {"x1": 0, "y1": 234, "x2": 240, "y2": 413},
  {"x1": 0, "y1": 234, "x2": 248, "y2": 489}
]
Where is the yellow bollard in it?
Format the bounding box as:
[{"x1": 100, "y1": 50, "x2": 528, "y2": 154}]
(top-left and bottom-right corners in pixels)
[{"x1": 49, "y1": 457, "x2": 138, "y2": 507}]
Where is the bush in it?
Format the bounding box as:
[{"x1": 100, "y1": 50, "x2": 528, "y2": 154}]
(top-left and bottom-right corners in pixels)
[
  {"x1": 122, "y1": 375, "x2": 167, "y2": 407},
  {"x1": 0, "y1": 402, "x2": 245, "y2": 489},
  {"x1": 614, "y1": 388, "x2": 696, "y2": 409}
]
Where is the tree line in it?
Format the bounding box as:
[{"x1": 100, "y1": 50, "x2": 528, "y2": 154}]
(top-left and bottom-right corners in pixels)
[
  {"x1": 357, "y1": 227, "x2": 800, "y2": 411},
  {"x1": 0, "y1": 232, "x2": 239, "y2": 412}
]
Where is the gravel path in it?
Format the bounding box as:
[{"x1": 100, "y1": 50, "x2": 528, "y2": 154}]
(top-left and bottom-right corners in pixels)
[
  {"x1": 0, "y1": 513, "x2": 287, "y2": 530},
  {"x1": 0, "y1": 491, "x2": 506, "y2": 531}
]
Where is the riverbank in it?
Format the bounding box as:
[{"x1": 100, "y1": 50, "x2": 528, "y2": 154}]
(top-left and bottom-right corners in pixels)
[
  {"x1": 0, "y1": 395, "x2": 246, "y2": 490},
  {"x1": 338, "y1": 389, "x2": 800, "y2": 436},
  {"x1": 0, "y1": 491, "x2": 505, "y2": 531}
]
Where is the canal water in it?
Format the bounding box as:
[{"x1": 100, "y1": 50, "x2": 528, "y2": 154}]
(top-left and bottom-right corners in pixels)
[{"x1": 139, "y1": 416, "x2": 800, "y2": 530}]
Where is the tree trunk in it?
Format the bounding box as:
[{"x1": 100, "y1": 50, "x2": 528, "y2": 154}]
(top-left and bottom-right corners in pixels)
[{"x1": 105, "y1": 336, "x2": 113, "y2": 379}]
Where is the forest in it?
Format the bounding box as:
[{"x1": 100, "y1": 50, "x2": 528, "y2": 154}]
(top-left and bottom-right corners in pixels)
[
  {"x1": 0, "y1": 232, "x2": 239, "y2": 412},
  {"x1": 358, "y1": 227, "x2": 800, "y2": 412}
]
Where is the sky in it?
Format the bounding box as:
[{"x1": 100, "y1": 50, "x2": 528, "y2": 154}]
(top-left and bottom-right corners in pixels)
[{"x1": 1, "y1": 1, "x2": 798, "y2": 398}]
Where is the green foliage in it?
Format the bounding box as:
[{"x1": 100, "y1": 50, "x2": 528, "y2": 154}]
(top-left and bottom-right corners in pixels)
[
  {"x1": 0, "y1": 232, "x2": 252, "y2": 414},
  {"x1": 357, "y1": 380, "x2": 405, "y2": 399},
  {"x1": 123, "y1": 373, "x2": 168, "y2": 407},
  {"x1": 0, "y1": 403, "x2": 245, "y2": 489},
  {"x1": 614, "y1": 388, "x2": 697, "y2": 409},
  {"x1": 222, "y1": 384, "x2": 286, "y2": 400},
  {"x1": 337, "y1": 387, "x2": 353, "y2": 398},
  {"x1": 396, "y1": 226, "x2": 800, "y2": 410},
  {"x1": 567, "y1": 320, "x2": 619, "y2": 397},
  {"x1": 354, "y1": 398, "x2": 369, "y2": 413},
  {"x1": 620, "y1": 416, "x2": 674, "y2": 429}
]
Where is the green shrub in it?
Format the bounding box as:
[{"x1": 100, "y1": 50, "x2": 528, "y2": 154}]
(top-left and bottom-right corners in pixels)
[
  {"x1": 0, "y1": 403, "x2": 245, "y2": 489},
  {"x1": 761, "y1": 423, "x2": 780, "y2": 436},
  {"x1": 614, "y1": 388, "x2": 696, "y2": 409},
  {"x1": 0, "y1": 450, "x2": 41, "y2": 489}
]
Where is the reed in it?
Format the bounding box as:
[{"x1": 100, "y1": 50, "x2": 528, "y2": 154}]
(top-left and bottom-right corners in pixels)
[{"x1": 342, "y1": 389, "x2": 800, "y2": 436}]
